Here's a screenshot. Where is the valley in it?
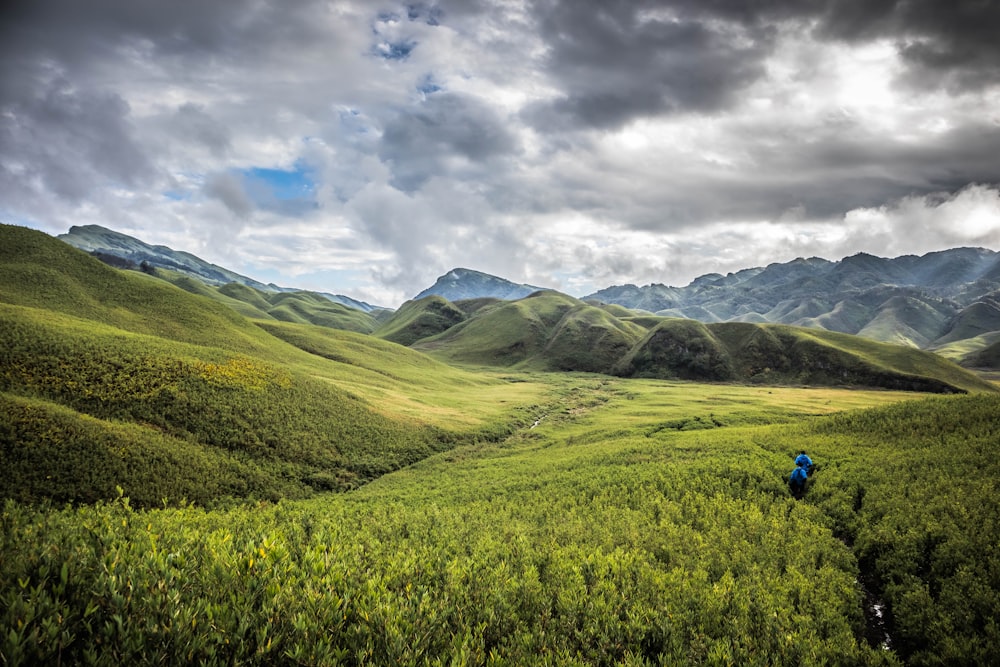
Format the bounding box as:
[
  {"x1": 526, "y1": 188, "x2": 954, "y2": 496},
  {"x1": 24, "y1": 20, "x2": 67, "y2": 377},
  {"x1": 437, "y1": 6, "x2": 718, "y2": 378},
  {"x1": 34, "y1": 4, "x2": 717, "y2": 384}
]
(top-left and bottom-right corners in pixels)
[{"x1": 2, "y1": 223, "x2": 1000, "y2": 664}]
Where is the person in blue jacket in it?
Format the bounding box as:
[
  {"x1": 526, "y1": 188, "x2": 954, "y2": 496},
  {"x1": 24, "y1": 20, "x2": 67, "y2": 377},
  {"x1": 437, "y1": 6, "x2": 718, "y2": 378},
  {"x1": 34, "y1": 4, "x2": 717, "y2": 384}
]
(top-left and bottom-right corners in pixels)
[
  {"x1": 789, "y1": 464, "x2": 808, "y2": 499},
  {"x1": 795, "y1": 451, "x2": 814, "y2": 476}
]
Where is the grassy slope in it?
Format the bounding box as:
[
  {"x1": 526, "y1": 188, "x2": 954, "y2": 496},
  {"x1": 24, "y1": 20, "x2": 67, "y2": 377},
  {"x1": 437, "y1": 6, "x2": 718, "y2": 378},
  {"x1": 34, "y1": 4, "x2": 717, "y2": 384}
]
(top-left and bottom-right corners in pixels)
[
  {"x1": 374, "y1": 295, "x2": 467, "y2": 346},
  {"x1": 0, "y1": 225, "x2": 548, "y2": 506},
  {"x1": 396, "y1": 290, "x2": 990, "y2": 394},
  {"x1": 7, "y1": 381, "x2": 997, "y2": 664},
  {"x1": 416, "y1": 291, "x2": 647, "y2": 373},
  {"x1": 615, "y1": 319, "x2": 995, "y2": 394},
  {"x1": 160, "y1": 272, "x2": 380, "y2": 333}
]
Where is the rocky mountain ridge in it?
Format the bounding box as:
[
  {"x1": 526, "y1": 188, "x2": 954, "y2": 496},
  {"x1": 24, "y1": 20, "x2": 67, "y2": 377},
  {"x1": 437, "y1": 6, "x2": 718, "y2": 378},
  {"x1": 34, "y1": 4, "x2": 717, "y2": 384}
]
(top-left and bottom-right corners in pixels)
[{"x1": 580, "y1": 249, "x2": 1000, "y2": 351}]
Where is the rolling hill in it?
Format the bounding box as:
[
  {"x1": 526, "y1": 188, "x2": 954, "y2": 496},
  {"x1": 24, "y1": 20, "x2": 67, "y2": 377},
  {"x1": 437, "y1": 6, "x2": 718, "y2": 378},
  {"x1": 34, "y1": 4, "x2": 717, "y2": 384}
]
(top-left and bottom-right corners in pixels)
[
  {"x1": 53, "y1": 224, "x2": 1000, "y2": 365},
  {"x1": 0, "y1": 224, "x2": 546, "y2": 507},
  {"x1": 385, "y1": 289, "x2": 994, "y2": 394},
  {"x1": 59, "y1": 224, "x2": 383, "y2": 312}
]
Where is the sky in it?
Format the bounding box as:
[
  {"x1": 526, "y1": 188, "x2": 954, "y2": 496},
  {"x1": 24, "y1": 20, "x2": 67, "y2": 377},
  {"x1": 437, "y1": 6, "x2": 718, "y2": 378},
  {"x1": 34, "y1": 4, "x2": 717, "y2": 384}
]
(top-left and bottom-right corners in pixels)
[{"x1": 3, "y1": 0, "x2": 1000, "y2": 308}]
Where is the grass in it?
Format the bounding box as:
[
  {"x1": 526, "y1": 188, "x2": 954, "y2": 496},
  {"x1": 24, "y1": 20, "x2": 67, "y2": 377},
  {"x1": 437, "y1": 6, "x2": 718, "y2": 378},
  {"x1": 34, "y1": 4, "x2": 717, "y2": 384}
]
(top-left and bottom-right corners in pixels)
[
  {"x1": 0, "y1": 225, "x2": 552, "y2": 505},
  {"x1": 6, "y1": 380, "x2": 998, "y2": 664},
  {"x1": 4, "y1": 223, "x2": 1000, "y2": 663}
]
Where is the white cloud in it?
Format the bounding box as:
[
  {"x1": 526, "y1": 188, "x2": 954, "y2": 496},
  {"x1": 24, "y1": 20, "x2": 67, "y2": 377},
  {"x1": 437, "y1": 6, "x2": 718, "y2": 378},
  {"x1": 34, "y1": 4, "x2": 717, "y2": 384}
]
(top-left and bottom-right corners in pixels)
[{"x1": 3, "y1": 0, "x2": 1000, "y2": 308}]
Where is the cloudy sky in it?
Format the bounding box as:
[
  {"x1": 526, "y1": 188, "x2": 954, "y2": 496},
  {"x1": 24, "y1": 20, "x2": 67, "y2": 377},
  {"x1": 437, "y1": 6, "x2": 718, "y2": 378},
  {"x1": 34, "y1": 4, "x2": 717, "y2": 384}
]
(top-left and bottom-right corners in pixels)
[{"x1": 3, "y1": 0, "x2": 1000, "y2": 307}]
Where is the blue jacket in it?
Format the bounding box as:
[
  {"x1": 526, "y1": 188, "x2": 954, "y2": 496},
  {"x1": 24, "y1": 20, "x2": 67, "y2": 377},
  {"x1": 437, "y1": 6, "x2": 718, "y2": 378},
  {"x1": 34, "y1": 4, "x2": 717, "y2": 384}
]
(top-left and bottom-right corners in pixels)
[
  {"x1": 795, "y1": 454, "x2": 813, "y2": 469},
  {"x1": 790, "y1": 466, "x2": 808, "y2": 484}
]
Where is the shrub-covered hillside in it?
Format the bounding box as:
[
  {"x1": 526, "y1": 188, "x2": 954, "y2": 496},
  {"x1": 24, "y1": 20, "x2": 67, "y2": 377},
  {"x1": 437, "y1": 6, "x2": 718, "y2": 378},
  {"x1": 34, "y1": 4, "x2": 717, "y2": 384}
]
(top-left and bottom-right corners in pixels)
[
  {"x1": 389, "y1": 290, "x2": 995, "y2": 394},
  {"x1": 2, "y1": 382, "x2": 997, "y2": 664},
  {"x1": 0, "y1": 225, "x2": 547, "y2": 507}
]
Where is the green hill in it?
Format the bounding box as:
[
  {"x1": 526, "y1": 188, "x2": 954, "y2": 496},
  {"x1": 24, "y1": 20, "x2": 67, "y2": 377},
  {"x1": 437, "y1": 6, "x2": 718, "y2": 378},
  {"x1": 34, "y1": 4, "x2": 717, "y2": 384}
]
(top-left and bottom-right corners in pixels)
[
  {"x1": 933, "y1": 298, "x2": 1000, "y2": 345},
  {"x1": 0, "y1": 225, "x2": 546, "y2": 507},
  {"x1": 395, "y1": 286, "x2": 992, "y2": 394},
  {"x1": 855, "y1": 296, "x2": 953, "y2": 348},
  {"x1": 615, "y1": 320, "x2": 993, "y2": 393},
  {"x1": 414, "y1": 291, "x2": 645, "y2": 372},
  {"x1": 374, "y1": 295, "x2": 469, "y2": 346},
  {"x1": 159, "y1": 272, "x2": 381, "y2": 333}
]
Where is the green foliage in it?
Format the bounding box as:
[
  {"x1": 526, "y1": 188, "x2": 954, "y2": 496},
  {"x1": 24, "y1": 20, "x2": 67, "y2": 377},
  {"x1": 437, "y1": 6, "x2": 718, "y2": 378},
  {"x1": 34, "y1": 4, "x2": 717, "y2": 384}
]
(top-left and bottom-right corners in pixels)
[
  {"x1": 12, "y1": 378, "x2": 998, "y2": 665},
  {"x1": 0, "y1": 302, "x2": 462, "y2": 503},
  {"x1": 375, "y1": 295, "x2": 468, "y2": 346},
  {"x1": 416, "y1": 291, "x2": 645, "y2": 373},
  {"x1": 767, "y1": 395, "x2": 1000, "y2": 665},
  {"x1": 3, "y1": 224, "x2": 998, "y2": 664}
]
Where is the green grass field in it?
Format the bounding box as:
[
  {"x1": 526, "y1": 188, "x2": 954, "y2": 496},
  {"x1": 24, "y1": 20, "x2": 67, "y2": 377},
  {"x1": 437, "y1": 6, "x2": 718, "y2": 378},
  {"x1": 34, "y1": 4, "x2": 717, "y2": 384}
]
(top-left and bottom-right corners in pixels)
[
  {"x1": 5, "y1": 378, "x2": 999, "y2": 665},
  {"x1": 3, "y1": 224, "x2": 1000, "y2": 664}
]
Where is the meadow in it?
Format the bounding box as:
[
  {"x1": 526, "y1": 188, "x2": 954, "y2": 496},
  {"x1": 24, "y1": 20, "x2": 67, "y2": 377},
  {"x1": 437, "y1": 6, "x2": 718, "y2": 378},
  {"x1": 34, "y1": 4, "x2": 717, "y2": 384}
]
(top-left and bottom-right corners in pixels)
[
  {"x1": 4, "y1": 377, "x2": 998, "y2": 665},
  {"x1": 3, "y1": 225, "x2": 999, "y2": 665}
]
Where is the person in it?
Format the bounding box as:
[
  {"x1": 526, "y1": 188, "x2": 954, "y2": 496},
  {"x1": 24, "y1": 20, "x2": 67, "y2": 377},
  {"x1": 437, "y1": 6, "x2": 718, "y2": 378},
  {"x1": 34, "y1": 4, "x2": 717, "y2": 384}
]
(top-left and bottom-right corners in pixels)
[
  {"x1": 789, "y1": 464, "x2": 808, "y2": 499},
  {"x1": 795, "y1": 451, "x2": 814, "y2": 476}
]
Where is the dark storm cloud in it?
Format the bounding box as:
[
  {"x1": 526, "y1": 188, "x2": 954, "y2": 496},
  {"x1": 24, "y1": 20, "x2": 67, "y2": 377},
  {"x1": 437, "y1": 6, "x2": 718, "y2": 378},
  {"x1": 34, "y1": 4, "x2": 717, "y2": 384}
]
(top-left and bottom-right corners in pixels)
[
  {"x1": 592, "y1": 116, "x2": 1000, "y2": 232},
  {"x1": 524, "y1": 0, "x2": 775, "y2": 130},
  {"x1": 0, "y1": 70, "x2": 156, "y2": 204},
  {"x1": 814, "y1": 0, "x2": 1000, "y2": 91},
  {"x1": 166, "y1": 104, "x2": 232, "y2": 157},
  {"x1": 0, "y1": 0, "x2": 326, "y2": 71},
  {"x1": 521, "y1": 0, "x2": 1000, "y2": 133},
  {"x1": 377, "y1": 92, "x2": 521, "y2": 192}
]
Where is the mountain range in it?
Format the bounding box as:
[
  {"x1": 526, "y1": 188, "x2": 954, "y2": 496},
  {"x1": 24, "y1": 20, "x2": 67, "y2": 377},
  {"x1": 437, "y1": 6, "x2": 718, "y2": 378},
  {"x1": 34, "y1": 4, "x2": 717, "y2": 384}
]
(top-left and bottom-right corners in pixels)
[
  {"x1": 582, "y1": 250, "x2": 1000, "y2": 351},
  {"x1": 51, "y1": 224, "x2": 1000, "y2": 367},
  {"x1": 1, "y1": 222, "x2": 989, "y2": 397}
]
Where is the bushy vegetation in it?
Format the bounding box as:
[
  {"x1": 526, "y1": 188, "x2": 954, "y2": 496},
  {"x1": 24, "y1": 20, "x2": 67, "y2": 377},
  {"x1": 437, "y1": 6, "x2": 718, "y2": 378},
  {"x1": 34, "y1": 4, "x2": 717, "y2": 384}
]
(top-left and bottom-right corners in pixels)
[
  {"x1": 4, "y1": 224, "x2": 999, "y2": 664},
  {"x1": 4, "y1": 378, "x2": 999, "y2": 665},
  {"x1": 0, "y1": 226, "x2": 549, "y2": 506},
  {"x1": 773, "y1": 395, "x2": 1000, "y2": 664},
  {"x1": 0, "y1": 302, "x2": 451, "y2": 502}
]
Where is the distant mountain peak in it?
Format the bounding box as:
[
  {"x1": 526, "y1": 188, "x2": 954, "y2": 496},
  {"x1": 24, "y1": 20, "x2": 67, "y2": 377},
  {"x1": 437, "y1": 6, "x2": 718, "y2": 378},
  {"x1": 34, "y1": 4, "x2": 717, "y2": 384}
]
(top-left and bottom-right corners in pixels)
[{"x1": 414, "y1": 268, "x2": 544, "y2": 302}]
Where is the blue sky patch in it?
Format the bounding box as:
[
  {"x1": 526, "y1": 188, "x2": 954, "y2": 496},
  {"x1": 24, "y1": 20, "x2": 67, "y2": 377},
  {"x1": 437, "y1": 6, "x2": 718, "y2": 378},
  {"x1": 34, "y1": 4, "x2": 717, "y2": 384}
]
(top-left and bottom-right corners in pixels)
[{"x1": 237, "y1": 162, "x2": 317, "y2": 216}]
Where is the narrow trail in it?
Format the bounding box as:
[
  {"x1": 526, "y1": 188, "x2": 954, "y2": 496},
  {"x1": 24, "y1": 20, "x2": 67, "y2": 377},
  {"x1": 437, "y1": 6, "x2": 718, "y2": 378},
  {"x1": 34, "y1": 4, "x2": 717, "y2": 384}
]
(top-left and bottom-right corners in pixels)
[
  {"x1": 858, "y1": 560, "x2": 893, "y2": 652},
  {"x1": 831, "y1": 496, "x2": 894, "y2": 653}
]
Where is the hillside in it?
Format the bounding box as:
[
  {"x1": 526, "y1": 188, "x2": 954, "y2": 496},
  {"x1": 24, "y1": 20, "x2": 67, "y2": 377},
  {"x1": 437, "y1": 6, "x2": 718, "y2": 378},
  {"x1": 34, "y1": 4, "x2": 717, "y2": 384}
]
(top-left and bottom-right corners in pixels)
[
  {"x1": 615, "y1": 320, "x2": 992, "y2": 393},
  {"x1": 0, "y1": 224, "x2": 547, "y2": 507},
  {"x1": 374, "y1": 295, "x2": 468, "y2": 346},
  {"x1": 396, "y1": 290, "x2": 994, "y2": 394},
  {"x1": 53, "y1": 224, "x2": 1000, "y2": 362},
  {"x1": 414, "y1": 291, "x2": 647, "y2": 373},
  {"x1": 59, "y1": 224, "x2": 382, "y2": 312}
]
